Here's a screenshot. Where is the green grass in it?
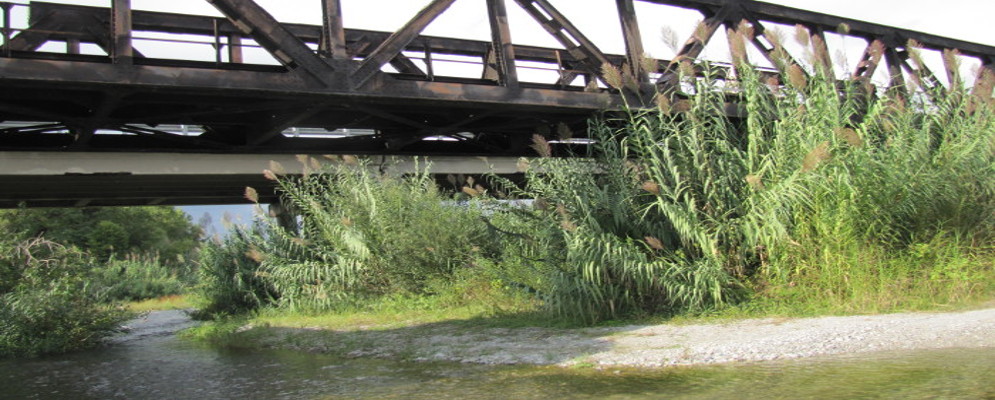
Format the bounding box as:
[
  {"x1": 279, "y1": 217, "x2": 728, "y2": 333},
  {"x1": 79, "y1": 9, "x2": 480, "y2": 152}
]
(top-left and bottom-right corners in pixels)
[{"x1": 126, "y1": 294, "x2": 199, "y2": 312}]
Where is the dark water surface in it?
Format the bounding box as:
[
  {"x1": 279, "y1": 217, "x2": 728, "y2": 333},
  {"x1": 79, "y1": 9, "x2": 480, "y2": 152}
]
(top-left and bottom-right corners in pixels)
[{"x1": 2, "y1": 310, "x2": 993, "y2": 399}]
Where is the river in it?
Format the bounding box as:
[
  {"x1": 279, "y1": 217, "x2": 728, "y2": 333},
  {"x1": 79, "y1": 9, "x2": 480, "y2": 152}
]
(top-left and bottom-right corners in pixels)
[{"x1": 1, "y1": 310, "x2": 993, "y2": 399}]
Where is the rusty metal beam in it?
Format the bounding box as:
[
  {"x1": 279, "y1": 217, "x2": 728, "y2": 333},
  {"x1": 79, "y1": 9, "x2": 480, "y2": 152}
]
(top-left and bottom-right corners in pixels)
[
  {"x1": 809, "y1": 28, "x2": 833, "y2": 75},
  {"x1": 616, "y1": 0, "x2": 647, "y2": 83},
  {"x1": 514, "y1": 0, "x2": 614, "y2": 86},
  {"x1": 352, "y1": 0, "x2": 457, "y2": 87},
  {"x1": 206, "y1": 0, "x2": 336, "y2": 85},
  {"x1": 246, "y1": 105, "x2": 330, "y2": 146},
  {"x1": 320, "y1": 0, "x2": 347, "y2": 60},
  {"x1": 486, "y1": 0, "x2": 518, "y2": 87},
  {"x1": 111, "y1": 0, "x2": 133, "y2": 65},
  {"x1": 883, "y1": 47, "x2": 907, "y2": 97}
]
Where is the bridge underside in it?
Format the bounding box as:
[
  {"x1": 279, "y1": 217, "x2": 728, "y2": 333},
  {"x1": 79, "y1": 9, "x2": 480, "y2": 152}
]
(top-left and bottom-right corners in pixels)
[{"x1": 0, "y1": 152, "x2": 524, "y2": 207}]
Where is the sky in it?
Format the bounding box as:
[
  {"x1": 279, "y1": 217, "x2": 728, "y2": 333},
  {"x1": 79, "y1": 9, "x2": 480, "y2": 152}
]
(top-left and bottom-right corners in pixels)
[{"x1": 8, "y1": 0, "x2": 992, "y2": 232}]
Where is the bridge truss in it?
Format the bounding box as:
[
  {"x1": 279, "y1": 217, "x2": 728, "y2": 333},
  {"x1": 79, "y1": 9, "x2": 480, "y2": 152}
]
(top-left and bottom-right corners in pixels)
[{"x1": 0, "y1": 0, "x2": 992, "y2": 157}]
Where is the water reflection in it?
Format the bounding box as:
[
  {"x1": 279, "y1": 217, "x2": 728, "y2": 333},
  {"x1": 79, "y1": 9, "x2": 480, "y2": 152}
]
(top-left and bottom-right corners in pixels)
[{"x1": 1, "y1": 310, "x2": 992, "y2": 399}]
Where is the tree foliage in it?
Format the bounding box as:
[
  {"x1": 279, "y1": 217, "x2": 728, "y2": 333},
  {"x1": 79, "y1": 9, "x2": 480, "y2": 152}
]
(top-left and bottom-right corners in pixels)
[{"x1": 0, "y1": 206, "x2": 201, "y2": 264}]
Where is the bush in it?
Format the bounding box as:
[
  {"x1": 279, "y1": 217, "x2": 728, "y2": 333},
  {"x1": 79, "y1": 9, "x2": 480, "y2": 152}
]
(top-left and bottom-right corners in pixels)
[
  {"x1": 0, "y1": 238, "x2": 131, "y2": 357},
  {"x1": 195, "y1": 226, "x2": 278, "y2": 317},
  {"x1": 93, "y1": 255, "x2": 186, "y2": 301}
]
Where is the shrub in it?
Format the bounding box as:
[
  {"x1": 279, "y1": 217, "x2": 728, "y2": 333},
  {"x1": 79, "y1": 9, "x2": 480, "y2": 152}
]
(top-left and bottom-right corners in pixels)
[{"x1": 0, "y1": 238, "x2": 131, "y2": 357}]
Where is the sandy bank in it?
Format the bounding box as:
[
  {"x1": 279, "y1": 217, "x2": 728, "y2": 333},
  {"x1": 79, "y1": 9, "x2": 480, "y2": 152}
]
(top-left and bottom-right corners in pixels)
[{"x1": 247, "y1": 308, "x2": 995, "y2": 367}]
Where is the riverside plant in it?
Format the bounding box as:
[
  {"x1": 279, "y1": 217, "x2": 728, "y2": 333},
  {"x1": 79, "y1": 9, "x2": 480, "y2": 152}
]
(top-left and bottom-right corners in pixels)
[
  {"x1": 242, "y1": 157, "x2": 495, "y2": 313},
  {"x1": 487, "y1": 29, "x2": 994, "y2": 322}
]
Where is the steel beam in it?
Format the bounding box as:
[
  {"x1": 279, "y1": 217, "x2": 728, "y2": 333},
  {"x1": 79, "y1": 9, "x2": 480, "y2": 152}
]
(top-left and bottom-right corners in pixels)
[
  {"x1": 486, "y1": 0, "x2": 519, "y2": 87},
  {"x1": 514, "y1": 0, "x2": 614, "y2": 86},
  {"x1": 111, "y1": 0, "x2": 133, "y2": 65},
  {"x1": 206, "y1": 0, "x2": 337, "y2": 85},
  {"x1": 320, "y1": 0, "x2": 348, "y2": 60},
  {"x1": 352, "y1": 0, "x2": 457, "y2": 87},
  {"x1": 616, "y1": 0, "x2": 648, "y2": 83}
]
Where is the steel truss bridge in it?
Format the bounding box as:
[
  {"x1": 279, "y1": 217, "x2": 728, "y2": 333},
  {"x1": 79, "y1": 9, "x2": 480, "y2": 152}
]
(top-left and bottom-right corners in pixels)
[{"x1": 0, "y1": 0, "x2": 993, "y2": 206}]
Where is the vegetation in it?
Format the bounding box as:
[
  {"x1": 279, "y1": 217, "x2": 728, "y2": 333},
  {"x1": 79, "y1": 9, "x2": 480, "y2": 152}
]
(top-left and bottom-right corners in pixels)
[
  {"x1": 0, "y1": 238, "x2": 133, "y2": 357},
  {"x1": 0, "y1": 206, "x2": 201, "y2": 265},
  {"x1": 196, "y1": 44, "x2": 993, "y2": 328},
  {"x1": 0, "y1": 206, "x2": 203, "y2": 357}
]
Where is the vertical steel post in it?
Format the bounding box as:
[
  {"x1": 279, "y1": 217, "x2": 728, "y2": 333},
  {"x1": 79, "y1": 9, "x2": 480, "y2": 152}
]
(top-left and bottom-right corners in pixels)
[
  {"x1": 228, "y1": 34, "x2": 243, "y2": 63},
  {"x1": 320, "y1": 0, "x2": 347, "y2": 60},
  {"x1": 1, "y1": 3, "x2": 12, "y2": 57},
  {"x1": 212, "y1": 19, "x2": 222, "y2": 64},
  {"x1": 111, "y1": 0, "x2": 133, "y2": 65},
  {"x1": 486, "y1": 0, "x2": 518, "y2": 87},
  {"x1": 67, "y1": 38, "x2": 81, "y2": 54}
]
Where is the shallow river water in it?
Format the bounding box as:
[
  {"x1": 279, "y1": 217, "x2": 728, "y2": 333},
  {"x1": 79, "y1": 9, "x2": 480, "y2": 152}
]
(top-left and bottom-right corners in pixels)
[{"x1": 1, "y1": 310, "x2": 993, "y2": 399}]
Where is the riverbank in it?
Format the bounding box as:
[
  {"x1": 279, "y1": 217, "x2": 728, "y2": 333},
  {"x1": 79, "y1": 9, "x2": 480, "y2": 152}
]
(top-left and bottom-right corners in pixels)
[{"x1": 200, "y1": 306, "x2": 995, "y2": 368}]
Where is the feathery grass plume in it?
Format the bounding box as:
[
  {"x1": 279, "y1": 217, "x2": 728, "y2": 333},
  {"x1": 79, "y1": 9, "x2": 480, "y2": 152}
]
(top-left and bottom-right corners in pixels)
[
  {"x1": 737, "y1": 20, "x2": 755, "y2": 40},
  {"x1": 810, "y1": 33, "x2": 830, "y2": 71},
  {"x1": 640, "y1": 55, "x2": 658, "y2": 76},
  {"x1": 660, "y1": 25, "x2": 680, "y2": 53},
  {"x1": 793, "y1": 24, "x2": 811, "y2": 47},
  {"x1": 641, "y1": 180, "x2": 661, "y2": 195},
  {"x1": 296, "y1": 154, "x2": 311, "y2": 177},
  {"x1": 673, "y1": 99, "x2": 693, "y2": 112},
  {"x1": 678, "y1": 59, "x2": 696, "y2": 78},
  {"x1": 656, "y1": 94, "x2": 673, "y2": 114},
  {"x1": 263, "y1": 169, "x2": 278, "y2": 181},
  {"x1": 530, "y1": 134, "x2": 552, "y2": 157},
  {"x1": 516, "y1": 157, "x2": 531, "y2": 172},
  {"x1": 906, "y1": 39, "x2": 925, "y2": 70},
  {"x1": 244, "y1": 186, "x2": 259, "y2": 203},
  {"x1": 474, "y1": 184, "x2": 486, "y2": 194},
  {"x1": 557, "y1": 122, "x2": 573, "y2": 140},
  {"x1": 245, "y1": 247, "x2": 265, "y2": 262},
  {"x1": 727, "y1": 27, "x2": 748, "y2": 67},
  {"x1": 341, "y1": 154, "x2": 359, "y2": 165},
  {"x1": 787, "y1": 64, "x2": 807, "y2": 90},
  {"x1": 766, "y1": 76, "x2": 781, "y2": 93},
  {"x1": 622, "y1": 64, "x2": 640, "y2": 91},
  {"x1": 445, "y1": 174, "x2": 457, "y2": 186},
  {"x1": 836, "y1": 22, "x2": 850, "y2": 34},
  {"x1": 834, "y1": 127, "x2": 863, "y2": 147},
  {"x1": 268, "y1": 160, "x2": 286, "y2": 175},
  {"x1": 942, "y1": 48, "x2": 962, "y2": 86},
  {"x1": 601, "y1": 62, "x2": 624, "y2": 89},
  {"x1": 466, "y1": 175, "x2": 475, "y2": 187},
  {"x1": 801, "y1": 141, "x2": 831, "y2": 172},
  {"x1": 322, "y1": 154, "x2": 341, "y2": 162},
  {"x1": 745, "y1": 174, "x2": 764, "y2": 190},
  {"x1": 461, "y1": 186, "x2": 481, "y2": 197},
  {"x1": 693, "y1": 20, "x2": 712, "y2": 42},
  {"x1": 340, "y1": 217, "x2": 352, "y2": 226},
  {"x1": 644, "y1": 236, "x2": 665, "y2": 250}
]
